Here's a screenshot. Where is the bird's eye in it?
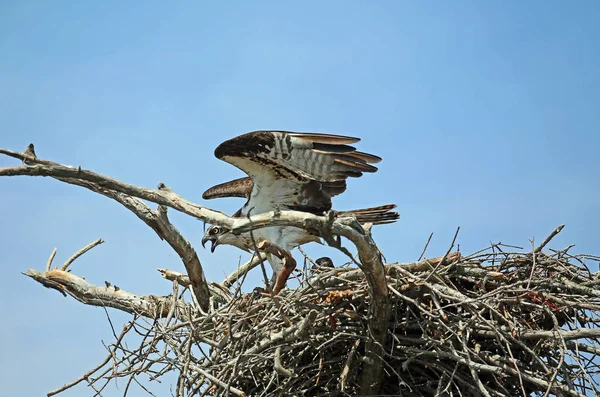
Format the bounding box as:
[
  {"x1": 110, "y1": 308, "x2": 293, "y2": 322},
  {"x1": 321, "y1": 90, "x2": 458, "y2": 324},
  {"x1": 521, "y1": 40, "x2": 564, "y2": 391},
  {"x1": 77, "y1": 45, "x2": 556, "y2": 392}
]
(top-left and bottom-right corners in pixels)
[{"x1": 211, "y1": 227, "x2": 220, "y2": 235}]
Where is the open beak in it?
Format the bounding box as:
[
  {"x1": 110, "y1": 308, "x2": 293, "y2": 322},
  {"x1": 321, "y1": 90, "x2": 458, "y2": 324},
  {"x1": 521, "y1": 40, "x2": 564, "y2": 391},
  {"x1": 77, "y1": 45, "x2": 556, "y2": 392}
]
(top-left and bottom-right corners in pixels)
[{"x1": 201, "y1": 235, "x2": 218, "y2": 253}]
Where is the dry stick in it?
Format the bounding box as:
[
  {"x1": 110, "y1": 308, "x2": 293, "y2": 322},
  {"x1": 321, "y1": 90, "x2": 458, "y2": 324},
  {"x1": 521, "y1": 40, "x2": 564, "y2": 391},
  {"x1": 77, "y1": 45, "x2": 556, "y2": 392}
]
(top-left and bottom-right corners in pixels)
[
  {"x1": 226, "y1": 336, "x2": 247, "y2": 395},
  {"x1": 45, "y1": 248, "x2": 58, "y2": 272},
  {"x1": 131, "y1": 377, "x2": 159, "y2": 397},
  {"x1": 542, "y1": 307, "x2": 567, "y2": 397},
  {"x1": 176, "y1": 336, "x2": 194, "y2": 397},
  {"x1": 459, "y1": 335, "x2": 492, "y2": 397},
  {"x1": 158, "y1": 269, "x2": 191, "y2": 287},
  {"x1": 418, "y1": 232, "x2": 434, "y2": 261},
  {"x1": 163, "y1": 280, "x2": 179, "y2": 329},
  {"x1": 424, "y1": 226, "x2": 460, "y2": 283},
  {"x1": 224, "y1": 309, "x2": 318, "y2": 369},
  {"x1": 158, "y1": 269, "x2": 232, "y2": 305},
  {"x1": 527, "y1": 238, "x2": 537, "y2": 290},
  {"x1": 155, "y1": 198, "x2": 210, "y2": 313},
  {"x1": 274, "y1": 347, "x2": 294, "y2": 377},
  {"x1": 535, "y1": 224, "x2": 565, "y2": 253},
  {"x1": 60, "y1": 238, "x2": 104, "y2": 271},
  {"x1": 405, "y1": 348, "x2": 586, "y2": 397},
  {"x1": 24, "y1": 268, "x2": 190, "y2": 320},
  {"x1": 188, "y1": 365, "x2": 246, "y2": 397},
  {"x1": 221, "y1": 253, "x2": 267, "y2": 288},
  {"x1": 519, "y1": 328, "x2": 600, "y2": 341},
  {"x1": 339, "y1": 339, "x2": 360, "y2": 392}
]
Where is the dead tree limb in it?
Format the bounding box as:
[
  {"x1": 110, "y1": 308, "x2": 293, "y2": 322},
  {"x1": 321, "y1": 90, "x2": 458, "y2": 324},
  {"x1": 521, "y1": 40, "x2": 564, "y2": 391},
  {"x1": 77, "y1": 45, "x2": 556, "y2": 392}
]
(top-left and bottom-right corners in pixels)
[
  {"x1": 1, "y1": 146, "x2": 212, "y2": 311},
  {"x1": 2, "y1": 143, "x2": 395, "y2": 394},
  {"x1": 24, "y1": 268, "x2": 190, "y2": 320}
]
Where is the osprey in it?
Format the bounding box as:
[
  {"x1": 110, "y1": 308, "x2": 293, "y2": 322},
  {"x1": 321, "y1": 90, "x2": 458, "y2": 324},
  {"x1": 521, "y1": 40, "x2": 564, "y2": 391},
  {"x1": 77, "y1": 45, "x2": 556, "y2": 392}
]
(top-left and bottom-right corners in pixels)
[{"x1": 201, "y1": 130, "x2": 398, "y2": 280}]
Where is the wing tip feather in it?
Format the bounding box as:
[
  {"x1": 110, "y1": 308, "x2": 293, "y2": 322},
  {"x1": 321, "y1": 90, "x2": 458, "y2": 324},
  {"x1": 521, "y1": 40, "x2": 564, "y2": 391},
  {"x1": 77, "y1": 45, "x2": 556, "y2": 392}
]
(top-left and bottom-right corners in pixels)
[{"x1": 333, "y1": 158, "x2": 379, "y2": 173}]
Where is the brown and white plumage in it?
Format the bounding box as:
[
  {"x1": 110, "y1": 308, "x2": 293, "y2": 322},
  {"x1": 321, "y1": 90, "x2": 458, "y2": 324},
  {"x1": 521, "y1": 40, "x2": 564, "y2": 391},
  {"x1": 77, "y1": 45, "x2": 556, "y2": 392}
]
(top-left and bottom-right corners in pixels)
[
  {"x1": 201, "y1": 131, "x2": 398, "y2": 279},
  {"x1": 207, "y1": 131, "x2": 382, "y2": 214}
]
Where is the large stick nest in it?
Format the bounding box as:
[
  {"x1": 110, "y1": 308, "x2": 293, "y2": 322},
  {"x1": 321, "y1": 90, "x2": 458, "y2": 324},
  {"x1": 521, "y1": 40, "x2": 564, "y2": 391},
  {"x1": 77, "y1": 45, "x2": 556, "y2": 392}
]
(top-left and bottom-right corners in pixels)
[
  {"x1": 192, "y1": 242, "x2": 600, "y2": 396},
  {"x1": 5, "y1": 146, "x2": 599, "y2": 396}
]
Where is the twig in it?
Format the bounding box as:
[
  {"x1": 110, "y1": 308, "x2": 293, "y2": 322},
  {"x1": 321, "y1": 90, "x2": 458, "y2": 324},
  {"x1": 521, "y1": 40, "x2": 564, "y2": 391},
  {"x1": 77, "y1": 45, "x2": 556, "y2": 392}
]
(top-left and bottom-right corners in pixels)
[
  {"x1": 424, "y1": 226, "x2": 460, "y2": 282},
  {"x1": 45, "y1": 248, "x2": 57, "y2": 272},
  {"x1": 274, "y1": 347, "x2": 294, "y2": 377},
  {"x1": 155, "y1": 200, "x2": 210, "y2": 313},
  {"x1": 158, "y1": 268, "x2": 191, "y2": 287},
  {"x1": 339, "y1": 339, "x2": 360, "y2": 392},
  {"x1": 418, "y1": 232, "x2": 434, "y2": 261},
  {"x1": 188, "y1": 365, "x2": 246, "y2": 397},
  {"x1": 535, "y1": 224, "x2": 565, "y2": 253},
  {"x1": 527, "y1": 238, "x2": 537, "y2": 289},
  {"x1": 221, "y1": 253, "x2": 267, "y2": 288},
  {"x1": 60, "y1": 238, "x2": 104, "y2": 271},
  {"x1": 24, "y1": 268, "x2": 191, "y2": 320}
]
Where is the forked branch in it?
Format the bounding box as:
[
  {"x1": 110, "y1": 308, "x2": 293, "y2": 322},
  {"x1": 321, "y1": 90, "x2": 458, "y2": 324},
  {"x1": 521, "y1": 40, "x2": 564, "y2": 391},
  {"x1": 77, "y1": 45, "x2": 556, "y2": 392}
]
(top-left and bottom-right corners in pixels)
[{"x1": 1, "y1": 143, "x2": 392, "y2": 394}]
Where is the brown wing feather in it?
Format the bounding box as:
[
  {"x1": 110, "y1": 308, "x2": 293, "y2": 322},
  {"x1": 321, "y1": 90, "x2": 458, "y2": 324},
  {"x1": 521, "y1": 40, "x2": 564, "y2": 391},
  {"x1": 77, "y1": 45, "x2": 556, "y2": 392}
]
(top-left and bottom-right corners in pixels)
[
  {"x1": 202, "y1": 177, "x2": 253, "y2": 200},
  {"x1": 213, "y1": 130, "x2": 382, "y2": 213},
  {"x1": 321, "y1": 180, "x2": 347, "y2": 197},
  {"x1": 337, "y1": 204, "x2": 399, "y2": 225},
  {"x1": 214, "y1": 130, "x2": 380, "y2": 182},
  {"x1": 287, "y1": 132, "x2": 360, "y2": 145}
]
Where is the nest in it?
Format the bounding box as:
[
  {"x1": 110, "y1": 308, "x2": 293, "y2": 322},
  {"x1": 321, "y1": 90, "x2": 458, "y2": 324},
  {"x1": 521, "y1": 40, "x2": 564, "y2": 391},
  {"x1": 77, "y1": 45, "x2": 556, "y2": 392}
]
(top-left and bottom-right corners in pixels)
[
  {"x1": 60, "y1": 238, "x2": 600, "y2": 397},
  {"x1": 8, "y1": 144, "x2": 599, "y2": 396},
  {"x1": 191, "y1": 242, "x2": 600, "y2": 397}
]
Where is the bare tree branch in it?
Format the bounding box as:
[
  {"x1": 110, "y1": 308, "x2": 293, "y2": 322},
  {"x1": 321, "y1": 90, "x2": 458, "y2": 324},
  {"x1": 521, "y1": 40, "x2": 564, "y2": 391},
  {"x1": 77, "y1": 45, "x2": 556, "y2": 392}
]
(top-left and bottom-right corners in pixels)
[
  {"x1": 4, "y1": 145, "x2": 600, "y2": 397},
  {"x1": 60, "y1": 238, "x2": 104, "y2": 271},
  {"x1": 45, "y1": 247, "x2": 58, "y2": 272},
  {"x1": 2, "y1": 143, "x2": 394, "y2": 393},
  {"x1": 1, "y1": 146, "x2": 213, "y2": 311},
  {"x1": 24, "y1": 268, "x2": 190, "y2": 320},
  {"x1": 221, "y1": 253, "x2": 267, "y2": 288}
]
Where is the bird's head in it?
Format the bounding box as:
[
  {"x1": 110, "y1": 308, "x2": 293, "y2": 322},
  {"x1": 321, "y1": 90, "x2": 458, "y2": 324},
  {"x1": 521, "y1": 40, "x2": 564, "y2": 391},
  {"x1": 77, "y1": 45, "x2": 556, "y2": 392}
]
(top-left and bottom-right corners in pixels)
[
  {"x1": 202, "y1": 225, "x2": 228, "y2": 252},
  {"x1": 202, "y1": 225, "x2": 248, "y2": 252}
]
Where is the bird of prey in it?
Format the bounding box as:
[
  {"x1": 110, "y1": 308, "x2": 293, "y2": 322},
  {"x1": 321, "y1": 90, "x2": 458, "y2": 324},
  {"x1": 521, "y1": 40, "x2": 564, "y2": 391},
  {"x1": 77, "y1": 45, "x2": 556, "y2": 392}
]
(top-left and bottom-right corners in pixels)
[{"x1": 201, "y1": 130, "x2": 398, "y2": 280}]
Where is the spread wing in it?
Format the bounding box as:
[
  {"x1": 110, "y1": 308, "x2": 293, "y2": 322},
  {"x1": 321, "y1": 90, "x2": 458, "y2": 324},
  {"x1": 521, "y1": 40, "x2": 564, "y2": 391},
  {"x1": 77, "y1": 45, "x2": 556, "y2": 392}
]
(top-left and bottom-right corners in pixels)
[{"x1": 207, "y1": 131, "x2": 381, "y2": 214}]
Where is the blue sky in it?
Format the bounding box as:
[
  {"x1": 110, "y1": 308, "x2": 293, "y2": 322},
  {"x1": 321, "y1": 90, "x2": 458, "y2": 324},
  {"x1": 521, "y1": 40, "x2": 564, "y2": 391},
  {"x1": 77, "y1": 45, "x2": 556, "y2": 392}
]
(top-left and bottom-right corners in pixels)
[{"x1": 1, "y1": 1, "x2": 599, "y2": 395}]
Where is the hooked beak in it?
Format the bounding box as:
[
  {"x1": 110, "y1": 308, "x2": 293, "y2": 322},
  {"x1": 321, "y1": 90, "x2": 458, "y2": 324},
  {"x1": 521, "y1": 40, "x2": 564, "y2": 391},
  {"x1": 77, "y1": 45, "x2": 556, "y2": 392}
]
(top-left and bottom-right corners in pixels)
[{"x1": 202, "y1": 235, "x2": 219, "y2": 253}]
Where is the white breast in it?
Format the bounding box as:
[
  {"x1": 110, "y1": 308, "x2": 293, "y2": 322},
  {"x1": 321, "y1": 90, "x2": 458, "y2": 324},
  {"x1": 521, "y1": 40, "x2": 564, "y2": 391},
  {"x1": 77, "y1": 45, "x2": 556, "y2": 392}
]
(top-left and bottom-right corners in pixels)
[{"x1": 240, "y1": 172, "x2": 321, "y2": 252}]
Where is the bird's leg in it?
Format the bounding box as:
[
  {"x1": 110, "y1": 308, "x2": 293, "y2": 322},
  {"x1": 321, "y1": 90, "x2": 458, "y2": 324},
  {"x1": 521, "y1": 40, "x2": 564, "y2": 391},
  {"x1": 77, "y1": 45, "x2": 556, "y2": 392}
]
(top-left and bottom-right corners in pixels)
[{"x1": 257, "y1": 241, "x2": 296, "y2": 295}]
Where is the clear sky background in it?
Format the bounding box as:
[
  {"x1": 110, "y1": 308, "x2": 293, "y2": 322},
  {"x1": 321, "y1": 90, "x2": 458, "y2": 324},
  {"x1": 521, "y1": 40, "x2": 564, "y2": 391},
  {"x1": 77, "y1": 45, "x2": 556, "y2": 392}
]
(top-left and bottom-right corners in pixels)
[{"x1": 1, "y1": 1, "x2": 599, "y2": 396}]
